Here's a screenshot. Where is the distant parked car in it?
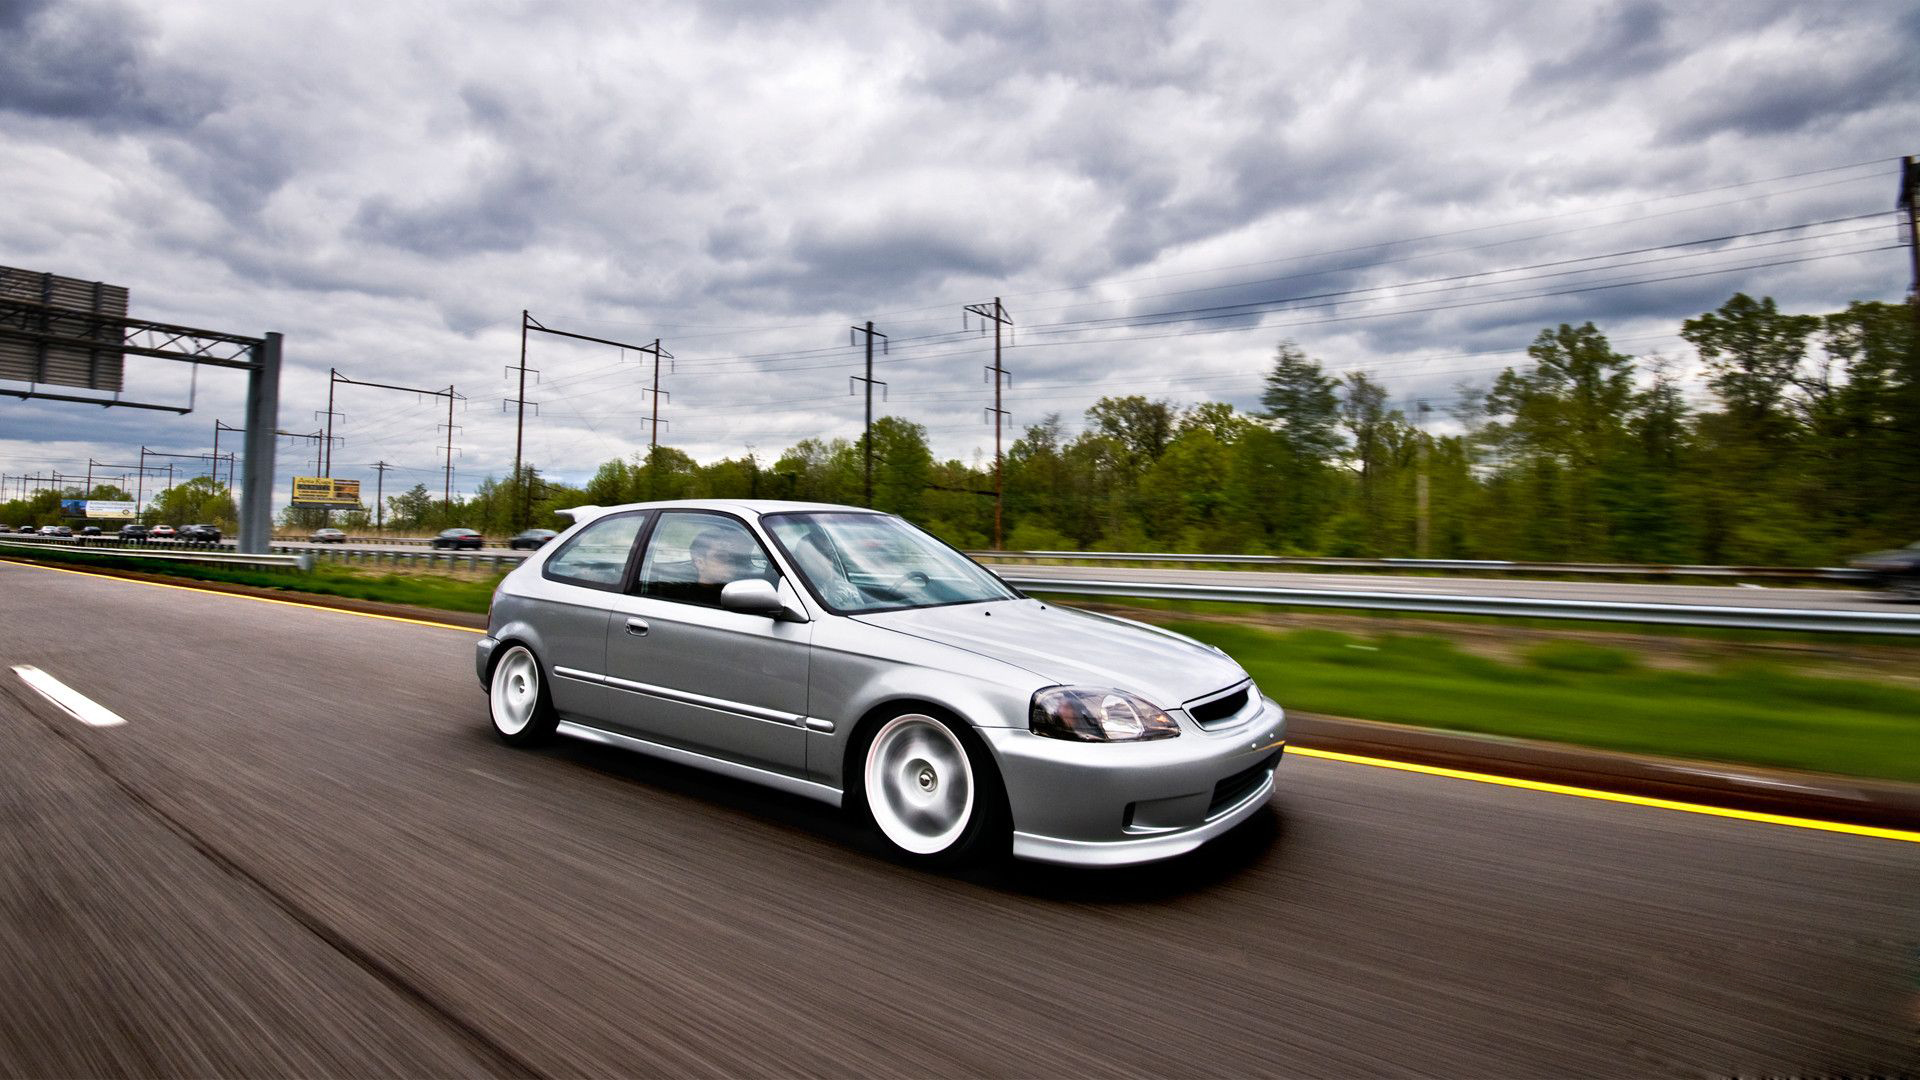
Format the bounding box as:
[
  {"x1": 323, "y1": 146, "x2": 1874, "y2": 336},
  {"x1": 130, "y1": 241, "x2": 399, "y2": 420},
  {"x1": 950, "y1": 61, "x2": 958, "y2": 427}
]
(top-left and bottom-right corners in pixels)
[
  {"x1": 148, "y1": 525, "x2": 177, "y2": 540},
  {"x1": 1851, "y1": 540, "x2": 1920, "y2": 601},
  {"x1": 509, "y1": 528, "x2": 557, "y2": 550},
  {"x1": 40, "y1": 525, "x2": 72, "y2": 537},
  {"x1": 178, "y1": 524, "x2": 222, "y2": 546},
  {"x1": 0, "y1": 525, "x2": 12, "y2": 534},
  {"x1": 80, "y1": 525, "x2": 102, "y2": 536},
  {"x1": 432, "y1": 528, "x2": 485, "y2": 550},
  {"x1": 310, "y1": 528, "x2": 348, "y2": 543},
  {"x1": 119, "y1": 524, "x2": 149, "y2": 542}
]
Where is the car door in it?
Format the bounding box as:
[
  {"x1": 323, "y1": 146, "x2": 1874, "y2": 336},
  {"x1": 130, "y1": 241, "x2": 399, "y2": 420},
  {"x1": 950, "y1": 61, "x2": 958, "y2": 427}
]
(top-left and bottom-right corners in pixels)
[
  {"x1": 601, "y1": 510, "x2": 810, "y2": 777},
  {"x1": 520, "y1": 510, "x2": 651, "y2": 719}
]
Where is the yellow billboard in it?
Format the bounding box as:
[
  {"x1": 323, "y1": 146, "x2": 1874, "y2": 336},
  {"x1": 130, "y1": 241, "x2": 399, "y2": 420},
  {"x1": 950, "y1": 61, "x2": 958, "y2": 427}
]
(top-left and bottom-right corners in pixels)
[{"x1": 291, "y1": 476, "x2": 362, "y2": 508}]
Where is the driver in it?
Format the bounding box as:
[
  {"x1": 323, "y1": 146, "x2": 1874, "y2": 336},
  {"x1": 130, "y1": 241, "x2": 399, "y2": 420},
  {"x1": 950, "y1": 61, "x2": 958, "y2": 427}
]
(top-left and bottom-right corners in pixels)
[{"x1": 689, "y1": 527, "x2": 751, "y2": 587}]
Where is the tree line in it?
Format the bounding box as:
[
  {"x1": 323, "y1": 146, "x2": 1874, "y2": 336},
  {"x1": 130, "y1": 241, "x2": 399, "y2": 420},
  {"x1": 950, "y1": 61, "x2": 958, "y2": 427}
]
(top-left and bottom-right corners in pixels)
[{"x1": 13, "y1": 292, "x2": 1914, "y2": 564}]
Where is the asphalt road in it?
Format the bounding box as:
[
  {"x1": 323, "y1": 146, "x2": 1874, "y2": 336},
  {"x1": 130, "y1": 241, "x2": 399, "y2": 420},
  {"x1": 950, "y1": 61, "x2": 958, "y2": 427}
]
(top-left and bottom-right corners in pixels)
[{"x1": 1, "y1": 559, "x2": 1915, "y2": 1077}]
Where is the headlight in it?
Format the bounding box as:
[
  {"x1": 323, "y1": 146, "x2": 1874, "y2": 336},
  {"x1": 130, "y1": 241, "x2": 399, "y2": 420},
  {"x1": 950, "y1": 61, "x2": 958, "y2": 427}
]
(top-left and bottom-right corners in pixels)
[{"x1": 1029, "y1": 686, "x2": 1180, "y2": 742}]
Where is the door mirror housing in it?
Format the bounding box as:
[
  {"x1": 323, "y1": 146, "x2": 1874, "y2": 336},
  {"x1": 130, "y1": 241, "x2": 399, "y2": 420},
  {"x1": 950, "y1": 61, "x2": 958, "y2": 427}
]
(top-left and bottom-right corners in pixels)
[{"x1": 721, "y1": 578, "x2": 807, "y2": 621}]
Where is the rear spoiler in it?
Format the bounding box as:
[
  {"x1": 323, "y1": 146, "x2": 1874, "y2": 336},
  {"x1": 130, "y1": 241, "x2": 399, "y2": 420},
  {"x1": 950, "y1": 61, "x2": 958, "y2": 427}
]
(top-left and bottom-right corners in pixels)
[{"x1": 554, "y1": 505, "x2": 605, "y2": 525}]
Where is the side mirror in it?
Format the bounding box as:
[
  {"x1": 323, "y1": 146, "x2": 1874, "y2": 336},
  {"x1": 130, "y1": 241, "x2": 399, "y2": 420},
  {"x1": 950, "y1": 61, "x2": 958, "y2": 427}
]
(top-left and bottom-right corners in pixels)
[{"x1": 722, "y1": 578, "x2": 783, "y2": 615}]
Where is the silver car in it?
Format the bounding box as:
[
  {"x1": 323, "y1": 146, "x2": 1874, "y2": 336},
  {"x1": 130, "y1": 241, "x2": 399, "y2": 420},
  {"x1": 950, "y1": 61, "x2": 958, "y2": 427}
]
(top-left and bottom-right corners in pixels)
[{"x1": 476, "y1": 500, "x2": 1287, "y2": 867}]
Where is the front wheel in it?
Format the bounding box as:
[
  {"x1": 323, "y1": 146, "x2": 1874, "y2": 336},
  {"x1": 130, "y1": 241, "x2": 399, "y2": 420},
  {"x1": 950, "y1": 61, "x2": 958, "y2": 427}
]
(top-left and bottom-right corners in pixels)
[
  {"x1": 489, "y1": 644, "x2": 557, "y2": 746},
  {"x1": 853, "y1": 711, "x2": 1008, "y2": 866}
]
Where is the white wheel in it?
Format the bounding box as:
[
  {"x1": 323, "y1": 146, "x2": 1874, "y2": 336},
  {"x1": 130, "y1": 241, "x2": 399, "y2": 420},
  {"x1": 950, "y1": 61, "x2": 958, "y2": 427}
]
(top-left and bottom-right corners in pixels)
[
  {"x1": 863, "y1": 713, "x2": 977, "y2": 856},
  {"x1": 489, "y1": 645, "x2": 553, "y2": 745}
]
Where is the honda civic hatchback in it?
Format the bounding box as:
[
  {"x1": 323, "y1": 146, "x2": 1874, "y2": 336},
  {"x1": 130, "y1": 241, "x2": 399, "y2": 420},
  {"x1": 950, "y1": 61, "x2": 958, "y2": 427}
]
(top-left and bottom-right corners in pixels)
[{"x1": 477, "y1": 500, "x2": 1286, "y2": 867}]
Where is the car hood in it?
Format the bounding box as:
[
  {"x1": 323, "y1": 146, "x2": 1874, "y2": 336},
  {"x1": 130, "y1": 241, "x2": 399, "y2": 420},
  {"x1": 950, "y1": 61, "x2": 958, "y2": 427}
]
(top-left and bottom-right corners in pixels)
[{"x1": 853, "y1": 599, "x2": 1249, "y2": 708}]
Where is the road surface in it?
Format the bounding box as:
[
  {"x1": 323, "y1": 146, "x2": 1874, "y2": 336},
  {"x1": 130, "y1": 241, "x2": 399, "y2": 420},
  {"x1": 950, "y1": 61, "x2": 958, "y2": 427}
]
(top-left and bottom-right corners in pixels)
[{"x1": 0, "y1": 559, "x2": 1913, "y2": 1076}]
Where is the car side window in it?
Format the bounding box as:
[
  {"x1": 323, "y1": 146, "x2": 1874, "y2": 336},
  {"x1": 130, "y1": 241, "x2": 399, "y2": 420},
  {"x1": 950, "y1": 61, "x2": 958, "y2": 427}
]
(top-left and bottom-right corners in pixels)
[
  {"x1": 636, "y1": 512, "x2": 778, "y2": 607},
  {"x1": 542, "y1": 513, "x2": 646, "y2": 590}
]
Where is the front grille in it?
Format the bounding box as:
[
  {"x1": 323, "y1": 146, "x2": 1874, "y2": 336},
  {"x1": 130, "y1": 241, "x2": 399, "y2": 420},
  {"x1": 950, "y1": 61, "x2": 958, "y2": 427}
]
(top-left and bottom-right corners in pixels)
[
  {"x1": 1208, "y1": 753, "x2": 1278, "y2": 818},
  {"x1": 1187, "y1": 686, "x2": 1251, "y2": 729}
]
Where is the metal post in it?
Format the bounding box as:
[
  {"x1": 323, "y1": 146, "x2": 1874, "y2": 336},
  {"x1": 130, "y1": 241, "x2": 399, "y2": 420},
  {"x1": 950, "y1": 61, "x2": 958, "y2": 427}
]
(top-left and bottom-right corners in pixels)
[
  {"x1": 324, "y1": 368, "x2": 337, "y2": 476},
  {"x1": 373, "y1": 460, "x2": 390, "y2": 532},
  {"x1": 239, "y1": 333, "x2": 281, "y2": 554},
  {"x1": 136, "y1": 447, "x2": 146, "y2": 509},
  {"x1": 514, "y1": 311, "x2": 529, "y2": 529},
  {"x1": 444, "y1": 384, "x2": 455, "y2": 510},
  {"x1": 993, "y1": 297, "x2": 1003, "y2": 550},
  {"x1": 650, "y1": 338, "x2": 663, "y2": 451},
  {"x1": 864, "y1": 321, "x2": 875, "y2": 507}
]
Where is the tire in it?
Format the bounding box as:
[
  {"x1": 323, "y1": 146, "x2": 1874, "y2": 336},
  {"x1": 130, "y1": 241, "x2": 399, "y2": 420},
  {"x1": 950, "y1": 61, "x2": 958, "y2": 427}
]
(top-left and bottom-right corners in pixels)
[
  {"x1": 489, "y1": 644, "x2": 558, "y2": 746},
  {"x1": 850, "y1": 709, "x2": 1009, "y2": 867}
]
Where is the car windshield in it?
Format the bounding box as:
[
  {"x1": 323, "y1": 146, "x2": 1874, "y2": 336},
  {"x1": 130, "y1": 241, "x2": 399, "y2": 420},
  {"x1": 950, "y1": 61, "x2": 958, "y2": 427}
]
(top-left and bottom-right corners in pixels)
[{"x1": 763, "y1": 511, "x2": 1019, "y2": 614}]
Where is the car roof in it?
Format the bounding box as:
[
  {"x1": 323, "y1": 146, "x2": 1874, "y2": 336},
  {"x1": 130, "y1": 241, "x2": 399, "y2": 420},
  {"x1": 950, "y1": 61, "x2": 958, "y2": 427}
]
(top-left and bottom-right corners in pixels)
[{"x1": 559, "y1": 499, "x2": 887, "y2": 525}]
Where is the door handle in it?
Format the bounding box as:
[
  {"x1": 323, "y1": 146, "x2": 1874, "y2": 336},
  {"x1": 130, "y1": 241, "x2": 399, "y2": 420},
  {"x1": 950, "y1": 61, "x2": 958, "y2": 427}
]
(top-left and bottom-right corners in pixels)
[{"x1": 624, "y1": 617, "x2": 649, "y2": 637}]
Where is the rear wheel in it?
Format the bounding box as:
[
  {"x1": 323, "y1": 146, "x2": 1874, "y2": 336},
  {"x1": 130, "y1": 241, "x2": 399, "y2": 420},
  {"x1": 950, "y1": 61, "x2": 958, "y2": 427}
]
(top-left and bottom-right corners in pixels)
[
  {"x1": 853, "y1": 710, "x2": 1008, "y2": 866},
  {"x1": 489, "y1": 644, "x2": 557, "y2": 746}
]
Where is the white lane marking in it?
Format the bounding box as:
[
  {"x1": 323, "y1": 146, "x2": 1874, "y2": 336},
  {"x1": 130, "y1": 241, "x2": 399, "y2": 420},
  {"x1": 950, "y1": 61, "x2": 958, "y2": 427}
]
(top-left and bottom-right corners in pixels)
[{"x1": 12, "y1": 666, "x2": 129, "y2": 727}]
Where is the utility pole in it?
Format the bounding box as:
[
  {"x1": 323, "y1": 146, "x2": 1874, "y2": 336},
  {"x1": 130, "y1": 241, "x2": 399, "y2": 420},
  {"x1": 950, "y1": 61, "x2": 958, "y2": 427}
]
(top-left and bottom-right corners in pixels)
[
  {"x1": 317, "y1": 369, "x2": 349, "y2": 476},
  {"x1": 1415, "y1": 401, "x2": 1432, "y2": 558},
  {"x1": 442, "y1": 385, "x2": 458, "y2": 511},
  {"x1": 964, "y1": 297, "x2": 1014, "y2": 549},
  {"x1": 509, "y1": 312, "x2": 540, "y2": 531},
  {"x1": 372, "y1": 461, "x2": 392, "y2": 532},
  {"x1": 849, "y1": 321, "x2": 889, "y2": 508},
  {"x1": 1902, "y1": 155, "x2": 1919, "y2": 333},
  {"x1": 644, "y1": 339, "x2": 674, "y2": 451}
]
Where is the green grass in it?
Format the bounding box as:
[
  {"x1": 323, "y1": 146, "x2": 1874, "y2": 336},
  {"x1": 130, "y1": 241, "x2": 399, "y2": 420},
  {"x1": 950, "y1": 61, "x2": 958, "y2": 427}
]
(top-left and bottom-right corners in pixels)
[
  {"x1": 1162, "y1": 620, "x2": 1920, "y2": 784},
  {"x1": 2, "y1": 547, "x2": 502, "y2": 614}
]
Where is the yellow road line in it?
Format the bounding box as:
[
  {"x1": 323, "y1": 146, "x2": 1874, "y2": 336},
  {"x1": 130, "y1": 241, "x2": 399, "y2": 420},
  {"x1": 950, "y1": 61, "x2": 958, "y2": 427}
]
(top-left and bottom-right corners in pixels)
[
  {"x1": 0, "y1": 557, "x2": 484, "y2": 634},
  {"x1": 1289, "y1": 746, "x2": 1920, "y2": 844}
]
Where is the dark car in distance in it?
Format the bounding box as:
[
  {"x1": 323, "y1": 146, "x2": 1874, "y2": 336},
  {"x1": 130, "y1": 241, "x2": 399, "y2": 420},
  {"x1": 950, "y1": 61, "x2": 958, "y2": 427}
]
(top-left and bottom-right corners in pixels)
[
  {"x1": 178, "y1": 524, "x2": 223, "y2": 546},
  {"x1": 509, "y1": 528, "x2": 557, "y2": 550},
  {"x1": 80, "y1": 526, "x2": 102, "y2": 536},
  {"x1": 119, "y1": 524, "x2": 149, "y2": 542},
  {"x1": 1851, "y1": 541, "x2": 1920, "y2": 600},
  {"x1": 432, "y1": 528, "x2": 485, "y2": 550},
  {"x1": 310, "y1": 528, "x2": 348, "y2": 543}
]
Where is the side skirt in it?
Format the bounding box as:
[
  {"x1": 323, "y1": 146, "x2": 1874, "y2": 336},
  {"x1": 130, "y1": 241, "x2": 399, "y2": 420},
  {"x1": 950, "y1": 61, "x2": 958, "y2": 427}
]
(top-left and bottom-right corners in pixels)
[{"x1": 555, "y1": 720, "x2": 844, "y2": 809}]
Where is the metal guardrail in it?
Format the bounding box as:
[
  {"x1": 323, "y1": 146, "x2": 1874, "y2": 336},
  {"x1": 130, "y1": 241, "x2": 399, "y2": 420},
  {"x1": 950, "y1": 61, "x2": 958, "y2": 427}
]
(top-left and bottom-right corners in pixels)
[
  {"x1": 272, "y1": 544, "x2": 526, "y2": 572},
  {"x1": 0, "y1": 537, "x2": 312, "y2": 571},
  {"x1": 971, "y1": 550, "x2": 1870, "y2": 584},
  {"x1": 996, "y1": 574, "x2": 1920, "y2": 636}
]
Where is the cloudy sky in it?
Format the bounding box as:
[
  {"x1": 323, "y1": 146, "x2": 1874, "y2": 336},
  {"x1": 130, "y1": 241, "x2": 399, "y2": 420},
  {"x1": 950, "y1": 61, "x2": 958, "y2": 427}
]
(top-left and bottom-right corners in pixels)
[{"x1": 1, "y1": 0, "x2": 1915, "y2": 505}]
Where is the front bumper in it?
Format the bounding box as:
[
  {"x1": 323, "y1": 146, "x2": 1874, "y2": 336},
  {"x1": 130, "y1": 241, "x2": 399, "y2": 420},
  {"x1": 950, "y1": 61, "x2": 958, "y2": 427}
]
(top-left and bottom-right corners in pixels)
[{"x1": 982, "y1": 697, "x2": 1287, "y2": 867}]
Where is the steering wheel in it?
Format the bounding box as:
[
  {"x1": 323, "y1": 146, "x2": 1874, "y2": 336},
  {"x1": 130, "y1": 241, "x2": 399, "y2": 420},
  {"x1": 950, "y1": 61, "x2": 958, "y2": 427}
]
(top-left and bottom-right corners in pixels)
[{"x1": 881, "y1": 570, "x2": 931, "y2": 596}]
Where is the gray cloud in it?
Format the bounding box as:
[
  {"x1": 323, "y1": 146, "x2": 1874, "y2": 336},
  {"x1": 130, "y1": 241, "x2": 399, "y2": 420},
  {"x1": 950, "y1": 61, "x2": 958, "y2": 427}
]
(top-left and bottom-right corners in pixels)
[
  {"x1": 1523, "y1": 1, "x2": 1676, "y2": 94},
  {"x1": 351, "y1": 162, "x2": 555, "y2": 258},
  {"x1": 0, "y1": 0, "x2": 221, "y2": 130}
]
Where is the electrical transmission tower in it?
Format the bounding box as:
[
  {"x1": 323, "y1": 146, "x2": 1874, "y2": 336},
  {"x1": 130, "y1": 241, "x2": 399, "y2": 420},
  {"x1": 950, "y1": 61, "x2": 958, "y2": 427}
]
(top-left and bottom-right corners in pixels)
[
  {"x1": 326, "y1": 373, "x2": 461, "y2": 511},
  {"x1": 514, "y1": 313, "x2": 667, "y2": 529},
  {"x1": 849, "y1": 320, "x2": 889, "y2": 508},
  {"x1": 964, "y1": 297, "x2": 1014, "y2": 549}
]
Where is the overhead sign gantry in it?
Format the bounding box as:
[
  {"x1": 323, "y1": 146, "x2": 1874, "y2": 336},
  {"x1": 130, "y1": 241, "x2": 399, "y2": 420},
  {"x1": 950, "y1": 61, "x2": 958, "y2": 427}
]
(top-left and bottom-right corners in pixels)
[{"x1": 0, "y1": 265, "x2": 283, "y2": 553}]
